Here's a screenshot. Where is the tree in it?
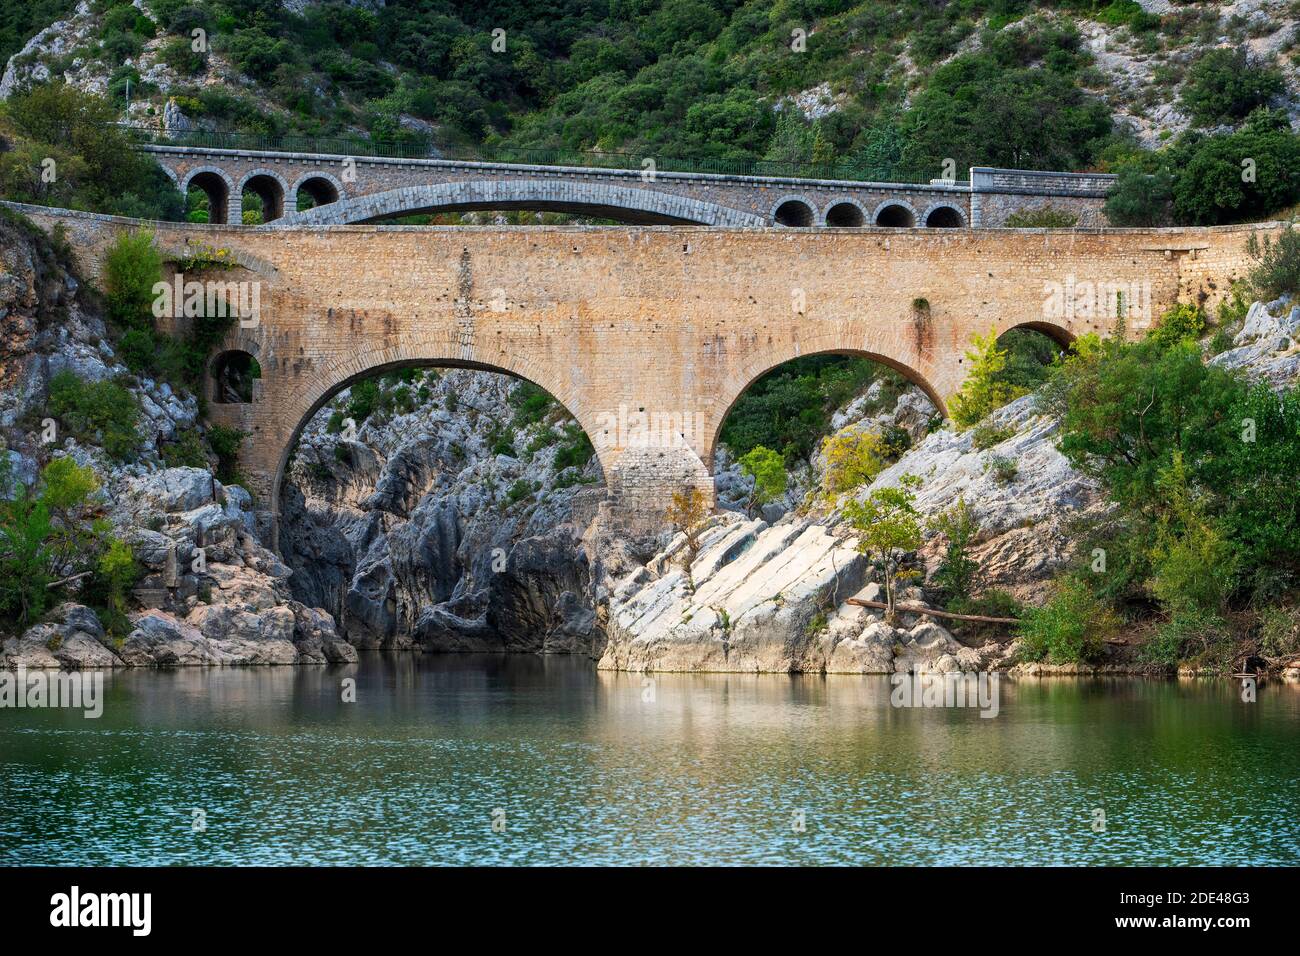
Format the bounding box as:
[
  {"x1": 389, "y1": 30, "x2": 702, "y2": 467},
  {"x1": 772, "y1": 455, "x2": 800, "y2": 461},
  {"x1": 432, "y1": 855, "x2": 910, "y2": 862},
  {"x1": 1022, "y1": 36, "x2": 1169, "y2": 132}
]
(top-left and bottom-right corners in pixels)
[
  {"x1": 737, "y1": 445, "x2": 786, "y2": 516},
  {"x1": 948, "y1": 327, "x2": 1029, "y2": 428},
  {"x1": 1170, "y1": 111, "x2": 1300, "y2": 225},
  {"x1": 842, "y1": 474, "x2": 924, "y2": 621},
  {"x1": 930, "y1": 497, "x2": 981, "y2": 603},
  {"x1": 1180, "y1": 49, "x2": 1284, "y2": 127},
  {"x1": 1104, "y1": 163, "x2": 1173, "y2": 226},
  {"x1": 665, "y1": 485, "x2": 710, "y2": 567},
  {"x1": 96, "y1": 537, "x2": 139, "y2": 638},
  {"x1": 0, "y1": 458, "x2": 100, "y2": 628},
  {"x1": 819, "y1": 428, "x2": 890, "y2": 501}
]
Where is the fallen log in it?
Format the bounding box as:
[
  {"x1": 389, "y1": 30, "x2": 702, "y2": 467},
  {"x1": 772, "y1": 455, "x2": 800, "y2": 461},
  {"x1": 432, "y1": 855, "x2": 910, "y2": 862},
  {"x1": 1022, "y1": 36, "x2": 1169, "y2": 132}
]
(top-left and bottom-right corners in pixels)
[
  {"x1": 846, "y1": 597, "x2": 1019, "y2": 625},
  {"x1": 46, "y1": 570, "x2": 94, "y2": 589}
]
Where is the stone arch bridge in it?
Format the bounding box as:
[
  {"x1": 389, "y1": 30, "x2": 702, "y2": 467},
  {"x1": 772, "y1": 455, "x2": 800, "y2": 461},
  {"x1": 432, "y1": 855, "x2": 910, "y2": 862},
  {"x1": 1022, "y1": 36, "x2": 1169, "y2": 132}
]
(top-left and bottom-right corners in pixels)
[
  {"x1": 12, "y1": 204, "x2": 1265, "y2": 542},
  {"x1": 143, "y1": 142, "x2": 1117, "y2": 229}
]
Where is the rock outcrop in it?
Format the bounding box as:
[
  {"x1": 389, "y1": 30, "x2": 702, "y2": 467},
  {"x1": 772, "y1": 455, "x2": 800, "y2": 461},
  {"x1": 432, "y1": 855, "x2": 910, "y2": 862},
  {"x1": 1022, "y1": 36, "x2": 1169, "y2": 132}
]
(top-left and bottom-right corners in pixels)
[{"x1": 279, "y1": 369, "x2": 607, "y2": 657}]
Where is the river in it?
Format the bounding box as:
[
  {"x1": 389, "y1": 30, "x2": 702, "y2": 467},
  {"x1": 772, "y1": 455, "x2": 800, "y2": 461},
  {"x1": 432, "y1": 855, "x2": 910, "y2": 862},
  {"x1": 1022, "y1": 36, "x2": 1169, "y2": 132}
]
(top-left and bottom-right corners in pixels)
[{"x1": 2, "y1": 654, "x2": 1297, "y2": 866}]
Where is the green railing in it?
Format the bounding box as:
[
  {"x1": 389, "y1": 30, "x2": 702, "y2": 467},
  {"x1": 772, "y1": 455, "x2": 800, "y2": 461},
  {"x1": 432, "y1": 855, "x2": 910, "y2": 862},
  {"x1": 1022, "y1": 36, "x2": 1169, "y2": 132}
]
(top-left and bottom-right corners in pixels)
[{"x1": 115, "y1": 123, "x2": 949, "y2": 186}]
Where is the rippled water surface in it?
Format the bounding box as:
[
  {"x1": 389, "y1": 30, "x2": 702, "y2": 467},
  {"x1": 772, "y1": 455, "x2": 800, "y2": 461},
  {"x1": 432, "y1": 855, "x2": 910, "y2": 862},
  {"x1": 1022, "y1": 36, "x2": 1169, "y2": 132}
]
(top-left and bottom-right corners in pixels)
[{"x1": 2, "y1": 654, "x2": 1297, "y2": 865}]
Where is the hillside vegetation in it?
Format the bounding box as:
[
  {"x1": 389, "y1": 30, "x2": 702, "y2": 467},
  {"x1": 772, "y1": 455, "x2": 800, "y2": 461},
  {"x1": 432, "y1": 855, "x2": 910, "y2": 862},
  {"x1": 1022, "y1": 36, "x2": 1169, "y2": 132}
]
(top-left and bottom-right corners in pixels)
[{"x1": 5, "y1": 2, "x2": 1300, "y2": 223}]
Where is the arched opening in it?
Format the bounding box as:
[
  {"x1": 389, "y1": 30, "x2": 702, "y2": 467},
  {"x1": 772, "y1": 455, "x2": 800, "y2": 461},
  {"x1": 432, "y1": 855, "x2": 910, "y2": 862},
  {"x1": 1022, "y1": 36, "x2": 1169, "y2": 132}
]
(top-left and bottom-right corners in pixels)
[
  {"x1": 211, "y1": 349, "x2": 262, "y2": 404},
  {"x1": 993, "y1": 325, "x2": 1074, "y2": 392},
  {"x1": 282, "y1": 181, "x2": 768, "y2": 227},
  {"x1": 825, "y1": 202, "x2": 866, "y2": 227},
  {"x1": 276, "y1": 362, "x2": 606, "y2": 653},
  {"x1": 875, "y1": 203, "x2": 915, "y2": 228},
  {"x1": 296, "y1": 176, "x2": 341, "y2": 213},
  {"x1": 925, "y1": 205, "x2": 965, "y2": 228},
  {"x1": 773, "y1": 199, "x2": 815, "y2": 227},
  {"x1": 241, "y1": 174, "x2": 285, "y2": 224},
  {"x1": 711, "y1": 352, "x2": 942, "y2": 518},
  {"x1": 185, "y1": 171, "x2": 228, "y2": 225}
]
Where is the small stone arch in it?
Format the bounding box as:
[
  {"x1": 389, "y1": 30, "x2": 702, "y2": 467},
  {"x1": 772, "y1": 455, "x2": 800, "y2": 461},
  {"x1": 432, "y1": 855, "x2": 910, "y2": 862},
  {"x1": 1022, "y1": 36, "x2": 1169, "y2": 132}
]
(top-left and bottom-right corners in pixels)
[
  {"x1": 238, "y1": 168, "x2": 290, "y2": 223},
  {"x1": 822, "y1": 199, "x2": 868, "y2": 227},
  {"x1": 771, "y1": 196, "x2": 816, "y2": 227},
  {"x1": 873, "y1": 200, "x2": 918, "y2": 228},
  {"x1": 278, "y1": 180, "x2": 768, "y2": 226},
  {"x1": 181, "y1": 165, "x2": 235, "y2": 225},
  {"x1": 290, "y1": 171, "x2": 345, "y2": 213},
  {"x1": 211, "y1": 349, "x2": 262, "y2": 404},
  {"x1": 923, "y1": 203, "x2": 967, "y2": 228}
]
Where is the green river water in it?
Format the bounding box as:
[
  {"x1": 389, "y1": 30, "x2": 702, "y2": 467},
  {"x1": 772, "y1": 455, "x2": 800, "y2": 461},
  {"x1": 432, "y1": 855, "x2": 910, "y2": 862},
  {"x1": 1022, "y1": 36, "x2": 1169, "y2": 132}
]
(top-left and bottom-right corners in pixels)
[{"x1": 1, "y1": 653, "x2": 1297, "y2": 866}]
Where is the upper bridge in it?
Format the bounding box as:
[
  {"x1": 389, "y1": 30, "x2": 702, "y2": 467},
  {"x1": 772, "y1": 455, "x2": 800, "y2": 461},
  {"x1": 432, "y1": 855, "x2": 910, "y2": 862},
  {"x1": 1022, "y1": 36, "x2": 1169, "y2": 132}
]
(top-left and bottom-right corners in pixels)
[
  {"x1": 10, "y1": 203, "x2": 1266, "y2": 543},
  {"x1": 142, "y1": 141, "x2": 1117, "y2": 230}
]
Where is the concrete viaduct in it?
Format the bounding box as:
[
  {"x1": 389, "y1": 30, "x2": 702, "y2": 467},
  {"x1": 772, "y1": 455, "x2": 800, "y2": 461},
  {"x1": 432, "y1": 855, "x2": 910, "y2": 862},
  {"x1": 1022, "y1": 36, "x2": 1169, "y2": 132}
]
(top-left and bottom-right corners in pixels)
[
  {"x1": 141, "y1": 143, "x2": 1118, "y2": 229},
  {"x1": 9, "y1": 202, "x2": 1266, "y2": 543}
]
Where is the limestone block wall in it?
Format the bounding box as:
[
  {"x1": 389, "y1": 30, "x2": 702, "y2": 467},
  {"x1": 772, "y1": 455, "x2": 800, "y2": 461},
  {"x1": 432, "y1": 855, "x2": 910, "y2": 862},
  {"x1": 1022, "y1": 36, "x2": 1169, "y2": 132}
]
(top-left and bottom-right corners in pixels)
[{"x1": 8, "y1": 201, "x2": 1273, "y2": 537}]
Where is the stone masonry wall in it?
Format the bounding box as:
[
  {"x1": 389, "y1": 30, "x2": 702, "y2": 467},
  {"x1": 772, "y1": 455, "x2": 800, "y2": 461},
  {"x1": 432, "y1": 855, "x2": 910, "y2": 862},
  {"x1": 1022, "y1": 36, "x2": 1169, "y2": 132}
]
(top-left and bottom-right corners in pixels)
[{"x1": 8, "y1": 202, "x2": 1271, "y2": 535}]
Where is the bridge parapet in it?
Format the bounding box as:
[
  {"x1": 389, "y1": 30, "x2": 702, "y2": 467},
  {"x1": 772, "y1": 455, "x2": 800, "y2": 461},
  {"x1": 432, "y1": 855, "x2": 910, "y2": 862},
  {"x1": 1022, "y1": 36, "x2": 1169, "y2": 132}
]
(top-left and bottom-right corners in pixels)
[{"x1": 142, "y1": 142, "x2": 1115, "y2": 230}]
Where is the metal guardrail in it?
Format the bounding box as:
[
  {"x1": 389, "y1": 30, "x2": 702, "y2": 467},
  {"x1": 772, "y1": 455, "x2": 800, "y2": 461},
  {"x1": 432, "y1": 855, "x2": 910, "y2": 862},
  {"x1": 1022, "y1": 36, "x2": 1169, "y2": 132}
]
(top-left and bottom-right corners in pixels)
[{"x1": 113, "y1": 123, "x2": 948, "y2": 185}]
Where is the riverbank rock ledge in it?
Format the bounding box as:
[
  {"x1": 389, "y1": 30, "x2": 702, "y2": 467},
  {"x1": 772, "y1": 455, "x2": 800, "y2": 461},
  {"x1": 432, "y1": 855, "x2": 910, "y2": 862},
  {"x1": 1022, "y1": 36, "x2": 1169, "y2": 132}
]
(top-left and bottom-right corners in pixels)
[{"x1": 599, "y1": 512, "x2": 1020, "y2": 674}]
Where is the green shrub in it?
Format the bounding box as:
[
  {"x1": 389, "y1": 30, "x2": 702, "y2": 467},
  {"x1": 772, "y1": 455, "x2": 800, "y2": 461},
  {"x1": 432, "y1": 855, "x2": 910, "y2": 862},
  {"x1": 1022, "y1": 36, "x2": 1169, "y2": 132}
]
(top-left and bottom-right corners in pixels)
[
  {"x1": 986, "y1": 455, "x2": 1018, "y2": 483},
  {"x1": 929, "y1": 497, "x2": 980, "y2": 603},
  {"x1": 0, "y1": 457, "x2": 100, "y2": 628},
  {"x1": 553, "y1": 424, "x2": 594, "y2": 470},
  {"x1": 161, "y1": 429, "x2": 208, "y2": 469},
  {"x1": 1141, "y1": 609, "x2": 1227, "y2": 667},
  {"x1": 159, "y1": 35, "x2": 204, "y2": 75},
  {"x1": 207, "y1": 424, "x2": 246, "y2": 483},
  {"x1": 1246, "y1": 226, "x2": 1300, "y2": 301},
  {"x1": 1147, "y1": 303, "x2": 1206, "y2": 348},
  {"x1": 1004, "y1": 207, "x2": 1079, "y2": 228},
  {"x1": 102, "y1": 228, "x2": 162, "y2": 330},
  {"x1": 1258, "y1": 605, "x2": 1300, "y2": 658},
  {"x1": 971, "y1": 423, "x2": 1014, "y2": 450},
  {"x1": 506, "y1": 478, "x2": 533, "y2": 504},
  {"x1": 1018, "y1": 578, "x2": 1112, "y2": 664},
  {"x1": 1181, "y1": 49, "x2": 1284, "y2": 126},
  {"x1": 509, "y1": 381, "x2": 554, "y2": 428},
  {"x1": 47, "y1": 370, "x2": 141, "y2": 460}
]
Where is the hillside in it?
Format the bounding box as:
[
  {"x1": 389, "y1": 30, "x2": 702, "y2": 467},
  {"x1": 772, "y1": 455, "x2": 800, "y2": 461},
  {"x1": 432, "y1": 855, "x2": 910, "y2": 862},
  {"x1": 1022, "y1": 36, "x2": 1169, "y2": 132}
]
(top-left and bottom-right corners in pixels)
[{"x1": 3, "y1": 1, "x2": 1300, "y2": 217}]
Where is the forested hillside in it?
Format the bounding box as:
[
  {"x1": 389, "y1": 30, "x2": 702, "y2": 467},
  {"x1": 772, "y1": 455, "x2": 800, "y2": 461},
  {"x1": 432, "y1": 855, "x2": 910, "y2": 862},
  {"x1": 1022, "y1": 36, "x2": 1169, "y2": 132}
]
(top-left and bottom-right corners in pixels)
[{"x1": 4, "y1": 1, "x2": 1300, "y2": 224}]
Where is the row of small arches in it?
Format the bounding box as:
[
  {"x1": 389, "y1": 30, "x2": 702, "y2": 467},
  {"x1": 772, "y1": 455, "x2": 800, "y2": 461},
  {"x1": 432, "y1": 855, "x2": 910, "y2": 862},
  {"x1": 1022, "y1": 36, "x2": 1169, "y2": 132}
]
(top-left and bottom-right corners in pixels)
[
  {"x1": 772, "y1": 198, "x2": 965, "y2": 228},
  {"x1": 178, "y1": 167, "x2": 343, "y2": 225}
]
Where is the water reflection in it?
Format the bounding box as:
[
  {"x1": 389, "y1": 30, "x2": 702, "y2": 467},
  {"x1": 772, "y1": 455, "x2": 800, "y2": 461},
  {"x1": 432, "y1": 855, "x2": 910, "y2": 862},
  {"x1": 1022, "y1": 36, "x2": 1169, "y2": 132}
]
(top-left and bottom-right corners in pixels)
[{"x1": 1, "y1": 654, "x2": 1296, "y2": 866}]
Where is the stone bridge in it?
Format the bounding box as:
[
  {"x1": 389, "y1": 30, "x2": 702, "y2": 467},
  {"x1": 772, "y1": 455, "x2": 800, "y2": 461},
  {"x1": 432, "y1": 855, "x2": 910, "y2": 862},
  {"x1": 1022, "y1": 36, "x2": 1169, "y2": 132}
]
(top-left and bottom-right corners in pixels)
[
  {"x1": 142, "y1": 143, "x2": 1117, "y2": 229},
  {"x1": 10, "y1": 204, "x2": 1266, "y2": 543}
]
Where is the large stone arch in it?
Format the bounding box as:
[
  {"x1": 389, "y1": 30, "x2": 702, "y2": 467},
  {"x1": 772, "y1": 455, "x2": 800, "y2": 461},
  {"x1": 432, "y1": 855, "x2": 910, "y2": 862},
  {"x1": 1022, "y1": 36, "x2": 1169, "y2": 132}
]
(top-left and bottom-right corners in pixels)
[
  {"x1": 276, "y1": 180, "x2": 769, "y2": 226},
  {"x1": 1000, "y1": 319, "x2": 1077, "y2": 349},
  {"x1": 705, "y1": 341, "x2": 948, "y2": 469},
  {"x1": 266, "y1": 343, "x2": 611, "y2": 520}
]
